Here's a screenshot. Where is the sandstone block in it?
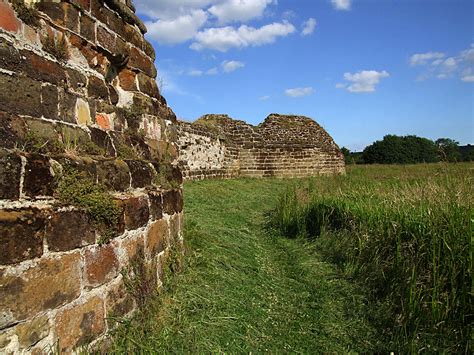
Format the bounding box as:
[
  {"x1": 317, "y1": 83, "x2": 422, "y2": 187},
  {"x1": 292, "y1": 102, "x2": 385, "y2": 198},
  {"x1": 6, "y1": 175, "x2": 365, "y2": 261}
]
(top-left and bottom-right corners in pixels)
[
  {"x1": 46, "y1": 210, "x2": 96, "y2": 252},
  {"x1": 66, "y1": 68, "x2": 87, "y2": 93},
  {"x1": 125, "y1": 160, "x2": 153, "y2": 188},
  {"x1": 80, "y1": 13, "x2": 95, "y2": 42},
  {"x1": 21, "y1": 50, "x2": 67, "y2": 85},
  {"x1": 89, "y1": 127, "x2": 115, "y2": 156},
  {"x1": 54, "y1": 295, "x2": 105, "y2": 352},
  {"x1": 0, "y1": 209, "x2": 45, "y2": 265},
  {"x1": 97, "y1": 25, "x2": 116, "y2": 54},
  {"x1": 96, "y1": 159, "x2": 130, "y2": 191},
  {"x1": 70, "y1": 0, "x2": 90, "y2": 12},
  {"x1": 129, "y1": 47, "x2": 156, "y2": 78},
  {"x1": 149, "y1": 191, "x2": 163, "y2": 220},
  {"x1": 0, "y1": 1, "x2": 20, "y2": 33},
  {"x1": 96, "y1": 113, "x2": 112, "y2": 130},
  {"x1": 146, "y1": 219, "x2": 168, "y2": 257},
  {"x1": 0, "y1": 150, "x2": 22, "y2": 200},
  {"x1": 0, "y1": 252, "x2": 81, "y2": 328},
  {"x1": 24, "y1": 154, "x2": 55, "y2": 198},
  {"x1": 75, "y1": 97, "x2": 92, "y2": 126},
  {"x1": 105, "y1": 277, "x2": 134, "y2": 320},
  {"x1": 119, "y1": 196, "x2": 150, "y2": 230},
  {"x1": 84, "y1": 244, "x2": 119, "y2": 287},
  {"x1": 0, "y1": 73, "x2": 42, "y2": 117},
  {"x1": 41, "y1": 84, "x2": 59, "y2": 120},
  {"x1": 118, "y1": 68, "x2": 137, "y2": 91},
  {"x1": 0, "y1": 37, "x2": 21, "y2": 71},
  {"x1": 15, "y1": 315, "x2": 50, "y2": 349},
  {"x1": 162, "y1": 189, "x2": 183, "y2": 215},
  {"x1": 88, "y1": 75, "x2": 109, "y2": 100},
  {"x1": 137, "y1": 72, "x2": 159, "y2": 98}
]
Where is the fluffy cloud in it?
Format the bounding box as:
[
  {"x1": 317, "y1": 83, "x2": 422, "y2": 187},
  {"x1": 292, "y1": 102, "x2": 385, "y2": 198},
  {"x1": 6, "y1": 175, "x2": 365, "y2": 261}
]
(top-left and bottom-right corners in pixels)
[
  {"x1": 331, "y1": 0, "x2": 352, "y2": 11},
  {"x1": 221, "y1": 60, "x2": 245, "y2": 72},
  {"x1": 206, "y1": 67, "x2": 219, "y2": 75},
  {"x1": 209, "y1": 0, "x2": 275, "y2": 24},
  {"x1": 338, "y1": 70, "x2": 389, "y2": 93},
  {"x1": 461, "y1": 75, "x2": 474, "y2": 82},
  {"x1": 135, "y1": 0, "x2": 216, "y2": 20},
  {"x1": 285, "y1": 87, "x2": 315, "y2": 97},
  {"x1": 259, "y1": 95, "x2": 271, "y2": 100},
  {"x1": 410, "y1": 45, "x2": 474, "y2": 82},
  {"x1": 146, "y1": 10, "x2": 208, "y2": 44},
  {"x1": 301, "y1": 18, "x2": 317, "y2": 36},
  {"x1": 409, "y1": 52, "x2": 445, "y2": 66},
  {"x1": 191, "y1": 21, "x2": 295, "y2": 51}
]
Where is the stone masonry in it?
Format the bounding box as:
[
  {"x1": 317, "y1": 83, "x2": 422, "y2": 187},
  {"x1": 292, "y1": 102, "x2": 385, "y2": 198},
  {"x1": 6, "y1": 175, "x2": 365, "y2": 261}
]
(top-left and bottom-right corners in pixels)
[
  {"x1": 0, "y1": 0, "x2": 183, "y2": 353},
  {"x1": 177, "y1": 114, "x2": 345, "y2": 180}
]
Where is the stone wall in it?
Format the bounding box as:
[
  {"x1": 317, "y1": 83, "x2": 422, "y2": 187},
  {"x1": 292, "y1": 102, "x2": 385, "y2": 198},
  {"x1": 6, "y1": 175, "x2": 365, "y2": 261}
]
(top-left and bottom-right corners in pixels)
[
  {"x1": 177, "y1": 114, "x2": 345, "y2": 180},
  {"x1": 0, "y1": 0, "x2": 183, "y2": 352}
]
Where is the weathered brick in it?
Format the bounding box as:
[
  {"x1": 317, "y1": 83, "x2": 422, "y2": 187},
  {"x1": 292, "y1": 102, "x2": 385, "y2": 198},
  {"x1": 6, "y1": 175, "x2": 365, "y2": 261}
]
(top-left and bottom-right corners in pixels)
[
  {"x1": 66, "y1": 68, "x2": 87, "y2": 92},
  {"x1": 54, "y1": 295, "x2": 105, "y2": 352},
  {"x1": 88, "y1": 75, "x2": 109, "y2": 100},
  {"x1": 0, "y1": 209, "x2": 45, "y2": 265},
  {"x1": 125, "y1": 160, "x2": 153, "y2": 188},
  {"x1": 80, "y1": 13, "x2": 95, "y2": 42},
  {"x1": 0, "y1": 37, "x2": 21, "y2": 71},
  {"x1": 0, "y1": 252, "x2": 81, "y2": 328},
  {"x1": 21, "y1": 50, "x2": 67, "y2": 85},
  {"x1": 128, "y1": 47, "x2": 156, "y2": 78},
  {"x1": 91, "y1": 0, "x2": 114, "y2": 26},
  {"x1": 0, "y1": 1, "x2": 20, "y2": 33},
  {"x1": 84, "y1": 244, "x2": 119, "y2": 287},
  {"x1": 97, "y1": 25, "x2": 116, "y2": 53},
  {"x1": 37, "y1": 2, "x2": 79, "y2": 32},
  {"x1": 149, "y1": 191, "x2": 162, "y2": 220},
  {"x1": 105, "y1": 277, "x2": 134, "y2": 320},
  {"x1": 0, "y1": 73, "x2": 42, "y2": 117},
  {"x1": 117, "y1": 196, "x2": 150, "y2": 230},
  {"x1": 118, "y1": 68, "x2": 137, "y2": 91},
  {"x1": 146, "y1": 219, "x2": 168, "y2": 257},
  {"x1": 24, "y1": 154, "x2": 55, "y2": 198},
  {"x1": 96, "y1": 159, "x2": 130, "y2": 191},
  {"x1": 0, "y1": 150, "x2": 22, "y2": 200},
  {"x1": 162, "y1": 189, "x2": 183, "y2": 214},
  {"x1": 46, "y1": 210, "x2": 95, "y2": 252},
  {"x1": 41, "y1": 84, "x2": 59, "y2": 120},
  {"x1": 137, "y1": 72, "x2": 159, "y2": 98}
]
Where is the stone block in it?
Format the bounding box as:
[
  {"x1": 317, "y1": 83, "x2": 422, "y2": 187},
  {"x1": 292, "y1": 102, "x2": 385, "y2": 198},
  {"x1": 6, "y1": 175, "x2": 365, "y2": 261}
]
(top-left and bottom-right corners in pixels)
[
  {"x1": 0, "y1": 209, "x2": 45, "y2": 265},
  {"x1": 143, "y1": 40, "x2": 155, "y2": 61},
  {"x1": 146, "y1": 219, "x2": 168, "y2": 258},
  {"x1": 37, "y1": 2, "x2": 79, "y2": 32},
  {"x1": 125, "y1": 160, "x2": 153, "y2": 188},
  {"x1": 0, "y1": 1, "x2": 20, "y2": 33},
  {"x1": 118, "y1": 68, "x2": 137, "y2": 91},
  {"x1": 119, "y1": 196, "x2": 150, "y2": 230},
  {"x1": 128, "y1": 47, "x2": 156, "y2": 78},
  {"x1": 0, "y1": 150, "x2": 22, "y2": 200},
  {"x1": 89, "y1": 127, "x2": 115, "y2": 156},
  {"x1": 75, "y1": 97, "x2": 92, "y2": 126},
  {"x1": 162, "y1": 189, "x2": 183, "y2": 214},
  {"x1": 88, "y1": 75, "x2": 109, "y2": 100},
  {"x1": 97, "y1": 25, "x2": 116, "y2": 53},
  {"x1": 0, "y1": 252, "x2": 81, "y2": 328},
  {"x1": 108, "y1": 84, "x2": 119, "y2": 104},
  {"x1": 148, "y1": 191, "x2": 162, "y2": 220},
  {"x1": 15, "y1": 315, "x2": 50, "y2": 349},
  {"x1": 0, "y1": 73, "x2": 42, "y2": 117},
  {"x1": 0, "y1": 37, "x2": 21, "y2": 71},
  {"x1": 41, "y1": 84, "x2": 59, "y2": 120},
  {"x1": 123, "y1": 23, "x2": 143, "y2": 50},
  {"x1": 66, "y1": 68, "x2": 87, "y2": 93},
  {"x1": 54, "y1": 295, "x2": 105, "y2": 352},
  {"x1": 24, "y1": 154, "x2": 55, "y2": 198},
  {"x1": 121, "y1": 233, "x2": 145, "y2": 265},
  {"x1": 96, "y1": 159, "x2": 130, "y2": 191},
  {"x1": 20, "y1": 50, "x2": 67, "y2": 85},
  {"x1": 96, "y1": 113, "x2": 112, "y2": 130},
  {"x1": 137, "y1": 72, "x2": 159, "y2": 98},
  {"x1": 46, "y1": 210, "x2": 96, "y2": 252},
  {"x1": 80, "y1": 13, "x2": 95, "y2": 42},
  {"x1": 105, "y1": 277, "x2": 134, "y2": 320},
  {"x1": 169, "y1": 213, "x2": 181, "y2": 244},
  {"x1": 84, "y1": 244, "x2": 119, "y2": 287}
]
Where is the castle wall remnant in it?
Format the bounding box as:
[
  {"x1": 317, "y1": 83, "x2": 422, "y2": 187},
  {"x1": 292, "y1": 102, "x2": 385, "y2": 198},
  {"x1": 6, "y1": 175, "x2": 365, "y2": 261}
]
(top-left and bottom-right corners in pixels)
[
  {"x1": 177, "y1": 114, "x2": 345, "y2": 180},
  {"x1": 0, "y1": 0, "x2": 183, "y2": 352}
]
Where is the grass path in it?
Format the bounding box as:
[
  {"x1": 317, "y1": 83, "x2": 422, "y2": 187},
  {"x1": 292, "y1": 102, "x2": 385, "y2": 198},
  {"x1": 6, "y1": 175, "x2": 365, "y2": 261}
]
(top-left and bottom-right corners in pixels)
[{"x1": 111, "y1": 178, "x2": 379, "y2": 352}]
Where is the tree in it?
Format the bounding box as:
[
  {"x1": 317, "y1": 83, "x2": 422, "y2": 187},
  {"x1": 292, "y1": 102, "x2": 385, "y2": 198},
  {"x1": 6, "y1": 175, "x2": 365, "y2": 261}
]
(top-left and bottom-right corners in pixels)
[
  {"x1": 362, "y1": 135, "x2": 439, "y2": 164},
  {"x1": 435, "y1": 138, "x2": 461, "y2": 162},
  {"x1": 341, "y1": 147, "x2": 352, "y2": 164}
]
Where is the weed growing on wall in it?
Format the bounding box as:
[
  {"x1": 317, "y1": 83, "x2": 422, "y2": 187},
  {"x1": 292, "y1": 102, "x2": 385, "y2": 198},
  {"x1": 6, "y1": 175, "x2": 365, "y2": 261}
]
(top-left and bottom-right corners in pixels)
[
  {"x1": 11, "y1": 0, "x2": 40, "y2": 27},
  {"x1": 42, "y1": 32, "x2": 69, "y2": 62},
  {"x1": 56, "y1": 168, "x2": 121, "y2": 244}
]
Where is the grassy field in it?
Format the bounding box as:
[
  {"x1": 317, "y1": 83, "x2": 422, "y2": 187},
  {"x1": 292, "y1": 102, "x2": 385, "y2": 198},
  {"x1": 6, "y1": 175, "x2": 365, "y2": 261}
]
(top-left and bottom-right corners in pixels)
[{"x1": 110, "y1": 163, "x2": 472, "y2": 353}]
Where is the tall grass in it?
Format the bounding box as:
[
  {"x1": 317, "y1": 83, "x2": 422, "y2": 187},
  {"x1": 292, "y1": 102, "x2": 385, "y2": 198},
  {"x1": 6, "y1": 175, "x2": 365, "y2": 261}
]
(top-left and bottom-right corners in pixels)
[{"x1": 270, "y1": 163, "x2": 473, "y2": 352}]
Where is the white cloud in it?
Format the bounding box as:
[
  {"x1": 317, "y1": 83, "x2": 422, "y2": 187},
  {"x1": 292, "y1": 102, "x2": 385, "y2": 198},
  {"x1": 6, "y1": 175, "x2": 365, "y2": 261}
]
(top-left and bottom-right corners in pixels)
[
  {"x1": 135, "y1": 0, "x2": 217, "y2": 20},
  {"x1": 259, "y1": 95, "x2": 270, "y2": 100},
  {"x1": 341, "y1": 70, "x2": 389, "y2": 93},
  {"x1": 221, "y1": 60, "x2": 245, "y2": 72},
  {"x1": 335, "y1": 83, "x2": 346, "y2": 89},
  {"x1": 146, "y1": 10, "x2": 208, "y2": 44},
  {"x1": 285, "y1": 87, "x2": 315, "y2": 97},
  {"x1": 191, "y1": 21, "x2": 295, "y2": 51},
  {"x1": 409, "y1": 52, "x2": 445, "y2": 66},
  {"x1": 461, "y1": 75, "x2": 474, "y2": 82},
  {"x1": 301, "y1": 18, "x2": 317, "y2": 36},
  {"x1": 206, "y1": 67, "x2": 219, "y2": 75},
  {"x1": 331, "y1": 0, "x2": 352, "y2": 11},
  {"x1": 209, "y1": 0, "x2": 275, "y2": 24},
  {"x1": 188, "y1": 69, "x2": 204, "y2": 76}
]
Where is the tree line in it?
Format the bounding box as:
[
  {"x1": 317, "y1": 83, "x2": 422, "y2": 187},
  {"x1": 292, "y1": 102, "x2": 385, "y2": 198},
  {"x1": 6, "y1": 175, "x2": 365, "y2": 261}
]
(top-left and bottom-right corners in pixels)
[{"x1": 342, "y1": 135, "x2": 474, "y2": 164}]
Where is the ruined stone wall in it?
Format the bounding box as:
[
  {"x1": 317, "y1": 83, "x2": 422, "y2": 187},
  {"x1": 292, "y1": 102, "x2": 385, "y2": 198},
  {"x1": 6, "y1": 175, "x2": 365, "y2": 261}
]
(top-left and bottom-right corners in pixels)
[
  {"x1": 0, "y1": 0, "x2": 183, "y2": 352},
  {"x1": 177, "y1": 114, "x2": 345, "y2": 180}
]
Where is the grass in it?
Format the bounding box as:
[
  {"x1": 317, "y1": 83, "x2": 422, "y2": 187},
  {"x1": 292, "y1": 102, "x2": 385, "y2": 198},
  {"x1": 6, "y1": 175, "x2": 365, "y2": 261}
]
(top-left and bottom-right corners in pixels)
[
  {"x1": 270, "y1": 163, "x2": 473, "y2": 353},
  {"x1": 109, "y1": 178, "x2": 380, "y2": 352}
]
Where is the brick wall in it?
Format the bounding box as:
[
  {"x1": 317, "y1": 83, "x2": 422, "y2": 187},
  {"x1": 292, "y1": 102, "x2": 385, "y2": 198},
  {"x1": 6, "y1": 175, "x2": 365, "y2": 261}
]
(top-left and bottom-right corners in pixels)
[
  {"x1": 177, "y1": 114, "x2": 345, "y2": 180},
  {"x1": 0, "y1": 0, "x2": 183, "y2": 352}
]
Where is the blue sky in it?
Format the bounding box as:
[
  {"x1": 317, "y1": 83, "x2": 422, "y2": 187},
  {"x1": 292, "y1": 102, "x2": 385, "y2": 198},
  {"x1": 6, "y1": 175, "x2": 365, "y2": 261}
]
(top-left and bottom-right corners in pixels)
[{"x1": 134, "y1": 0, "x2": 473, "y2": 151}]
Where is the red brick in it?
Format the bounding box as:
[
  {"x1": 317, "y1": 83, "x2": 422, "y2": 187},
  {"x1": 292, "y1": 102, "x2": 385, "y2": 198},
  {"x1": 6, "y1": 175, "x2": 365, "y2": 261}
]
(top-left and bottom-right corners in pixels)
[
  {"x1": 54, "y1": 295, "x2": 105, "y2": 352},
  {"x1": 0, "y1": 252, "x2": 81, "y2": 328},
  {"x1": 0, "y1": 1, "x2": 20, "y2": 33},
  {"x1": 84, "y1": 244, "x2": 119, "y2": 287}
]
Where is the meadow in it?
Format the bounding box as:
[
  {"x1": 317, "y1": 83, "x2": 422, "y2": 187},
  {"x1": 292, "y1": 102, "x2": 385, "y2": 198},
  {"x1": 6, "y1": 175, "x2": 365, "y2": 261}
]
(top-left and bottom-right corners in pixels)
[{"x1": 110, "y1": 163, "x2": 472, "y2": 353}]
